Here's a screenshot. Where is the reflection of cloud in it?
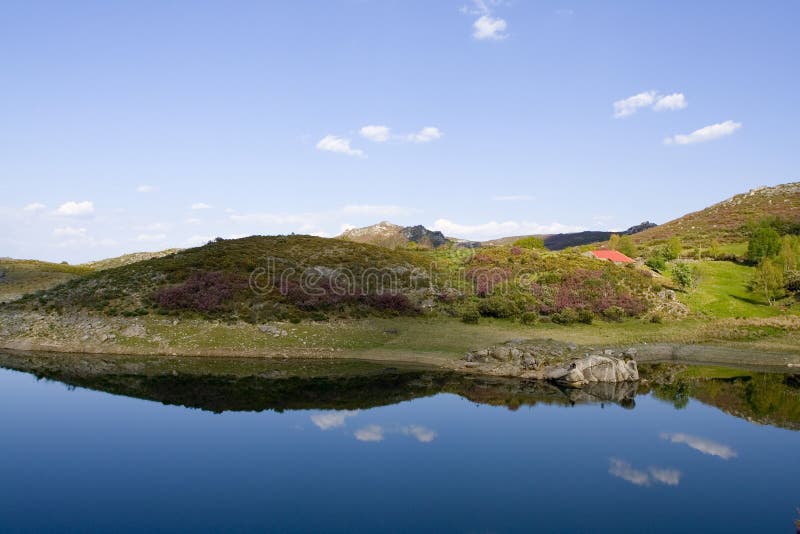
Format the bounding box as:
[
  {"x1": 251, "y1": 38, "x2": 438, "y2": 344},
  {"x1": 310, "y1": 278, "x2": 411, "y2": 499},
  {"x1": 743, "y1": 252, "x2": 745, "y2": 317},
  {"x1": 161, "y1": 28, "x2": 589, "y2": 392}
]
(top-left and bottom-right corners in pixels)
[
  {"x1": 609, "y1": 459, "x2": 682, "y2": 487},
  {"x1": 609, "y1": 459, "x2": 651, "y2": 486},
  {"x1": 649, "y1": 468, "x2": 682, "y2": 486},
  {"x1": 310, "y1": 410, "x2": 358, "y2": 430},
  {"x1": 660, "y1": 433, "x2": 737, "y2": 460},
  {"x1": 401, "y1": 425, "x2": 437, "y2": 443},
  {"x1": 354, "y1": 425, "x2": 384, "y2": 442}
]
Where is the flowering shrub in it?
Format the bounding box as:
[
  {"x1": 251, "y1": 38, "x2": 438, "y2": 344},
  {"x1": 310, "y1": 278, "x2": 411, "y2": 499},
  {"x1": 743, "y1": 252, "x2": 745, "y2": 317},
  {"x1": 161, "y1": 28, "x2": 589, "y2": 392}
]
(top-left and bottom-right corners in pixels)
[{"x1": 154, "y1": 271, "x2": 246, "y2": 313}]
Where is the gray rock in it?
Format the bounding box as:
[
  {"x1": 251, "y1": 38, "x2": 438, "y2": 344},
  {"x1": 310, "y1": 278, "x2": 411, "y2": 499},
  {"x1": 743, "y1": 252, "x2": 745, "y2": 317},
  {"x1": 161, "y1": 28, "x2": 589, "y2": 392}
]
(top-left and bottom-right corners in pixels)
[{"x1": 545, "y1": 355, "x2": 639, "y2": 387}]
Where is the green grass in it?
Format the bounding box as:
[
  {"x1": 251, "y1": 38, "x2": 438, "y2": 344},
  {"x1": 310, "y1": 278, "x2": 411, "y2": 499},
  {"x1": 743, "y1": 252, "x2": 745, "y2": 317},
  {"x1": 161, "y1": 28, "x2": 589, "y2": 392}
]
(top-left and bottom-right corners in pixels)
[
  {"x1": 0, "y1": 260, "x2": 91, "y2": 303},
  {"x1": 676, "y1": 260, "x2": 787, "y2": 318}
]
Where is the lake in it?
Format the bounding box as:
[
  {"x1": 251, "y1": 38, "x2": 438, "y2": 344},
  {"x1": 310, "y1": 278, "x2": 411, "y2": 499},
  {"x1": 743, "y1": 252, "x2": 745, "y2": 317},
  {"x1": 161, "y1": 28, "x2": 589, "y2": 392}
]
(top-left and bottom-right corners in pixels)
[{"x1": 1, "y1": 352, "x2": 799, "y2": 533}]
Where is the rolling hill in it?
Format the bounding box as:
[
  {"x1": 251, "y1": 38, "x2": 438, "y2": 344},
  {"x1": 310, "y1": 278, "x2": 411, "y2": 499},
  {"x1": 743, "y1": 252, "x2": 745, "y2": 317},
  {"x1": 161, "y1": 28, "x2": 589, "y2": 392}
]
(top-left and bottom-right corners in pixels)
[
  {"x1": 338, "y1": 221, "x2": 452, "y2": 249},
  {"x1": 632, "y1": 182, "x2": 800, "y2": 247}
]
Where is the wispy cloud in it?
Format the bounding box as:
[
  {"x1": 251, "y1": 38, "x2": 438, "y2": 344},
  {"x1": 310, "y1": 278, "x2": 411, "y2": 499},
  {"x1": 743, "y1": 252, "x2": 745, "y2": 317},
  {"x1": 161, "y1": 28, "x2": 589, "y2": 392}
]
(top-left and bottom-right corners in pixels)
[
  {"x1": 54, "y1": 200, "x2": 94, "y2": 217},
  {"x1": 316, "y1": 135, "x2": 365, "y2": 158},
  {"x1": 133, "y1": 233, "x2": 167, "y2": 242},
  {"x1": 613, "y1": 91, "x2": 687, "y2": 118},
  {"x1": 359, "y1": 125, "x2": 443, "y2": 144},
  {"x1": 406, "y1": 126, "x2": 443, "y2": 143},
  {"x1": 340, "y1": 204, "x2": 418, "y2": 217},
  {"x1": 191, "y1": 202, "x2": 212, "y2": 210},
  {"x1": 136, "y1": 185, "x2": 158, "y2": 193},
  {"x1": 663, "y1": 120, "x2": 741, "y2": 145},
  {"x1": 53, "y1": 226, "x2": 87, "y2": 237},
  {"x1": 660, "y1": 432, "x2": 737, "y2": 459},
  {"x1": 23, "y1": 202, "x2": 46, "y2": 212}
]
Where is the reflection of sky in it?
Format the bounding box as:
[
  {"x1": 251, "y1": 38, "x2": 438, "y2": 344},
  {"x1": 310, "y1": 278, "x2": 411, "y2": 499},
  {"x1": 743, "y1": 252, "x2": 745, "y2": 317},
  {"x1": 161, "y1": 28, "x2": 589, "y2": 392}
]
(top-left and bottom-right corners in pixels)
[
  {"x1": 310, "y1": 410, "x2": 359, "y2": 430},
  {"x1": 309, "y1": 410, "x2": 437, "y2": 443},
  {"x1": 2, "y1": 368, "x2": 800, "y2": 532},
  {"x1": 660, "y1": 432, "x2": 738, "y2": 460},
  {"x1": 609, "y1": 459, "x2": 681, "y2": 487}
]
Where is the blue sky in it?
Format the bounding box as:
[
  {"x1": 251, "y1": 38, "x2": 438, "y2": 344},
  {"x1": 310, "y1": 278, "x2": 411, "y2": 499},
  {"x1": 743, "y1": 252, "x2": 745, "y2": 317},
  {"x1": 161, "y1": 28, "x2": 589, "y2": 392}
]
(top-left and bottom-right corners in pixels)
[{"x1": 2, "y1": 0, "x2": 798, "y2": 262}]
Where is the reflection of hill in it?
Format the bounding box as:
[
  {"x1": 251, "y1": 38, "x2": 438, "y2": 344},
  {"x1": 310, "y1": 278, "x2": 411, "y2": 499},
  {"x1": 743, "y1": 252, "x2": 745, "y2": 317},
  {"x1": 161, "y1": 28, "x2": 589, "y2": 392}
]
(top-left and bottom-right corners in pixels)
[
  {"x1": 2, "y1": 352, "x2": 798, "y2": 430},
  {"x1": 641, "y1": 364, "x2": 800, "y2": 431},
  {"x1": 0, "y1": 351, "x2": 637, "y2": 413}
]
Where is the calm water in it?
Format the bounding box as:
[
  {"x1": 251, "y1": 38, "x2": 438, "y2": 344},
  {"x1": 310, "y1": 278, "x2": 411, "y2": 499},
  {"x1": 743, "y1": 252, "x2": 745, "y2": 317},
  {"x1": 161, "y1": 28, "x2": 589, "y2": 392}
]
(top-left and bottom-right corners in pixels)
[{"x1": 1, "y1": 355, "x2": 799, "y2": 533}]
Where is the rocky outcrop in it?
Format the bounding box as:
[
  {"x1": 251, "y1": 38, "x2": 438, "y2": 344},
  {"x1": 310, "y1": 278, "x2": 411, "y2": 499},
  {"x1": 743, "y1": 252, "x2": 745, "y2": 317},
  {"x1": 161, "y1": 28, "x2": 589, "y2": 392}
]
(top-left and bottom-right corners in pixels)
[
  {"x1": 544, "y1": 355, "x2": 639, "y2": 386},
  {"x1": 462, "y1": 340, "x2": 640, "y2": 384}
]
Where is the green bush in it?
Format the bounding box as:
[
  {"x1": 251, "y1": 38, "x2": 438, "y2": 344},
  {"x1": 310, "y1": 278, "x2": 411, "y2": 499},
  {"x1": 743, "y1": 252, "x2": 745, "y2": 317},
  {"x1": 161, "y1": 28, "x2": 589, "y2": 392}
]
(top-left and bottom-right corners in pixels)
[
  {"x1": 513, "y1": 236, "x2": 545, "y2": 250},
  {"x1": 520, "y1": 311, "x2": 539, "y2": 325},
  {"x1": 672, "y1": 262, "x2": 693, "y2": 289},
  {"x1": 461, "y1": 306, "x2": 480, "y2": 324},
  {"x1": 551, "y1": 308, "x2": 579, "y2": 325},
  {"x1": 646, "y1": 255, "x2": 666, "y2": 272},
  {"x1": 602, "y1": 305, "x2": 625, "y2": 321},
  {"x1": 477, "y1": 296, "x2": 519, "y2": 318},
  {"x1": 577, "y1": 309, "x2": 594, "y2": 324}
]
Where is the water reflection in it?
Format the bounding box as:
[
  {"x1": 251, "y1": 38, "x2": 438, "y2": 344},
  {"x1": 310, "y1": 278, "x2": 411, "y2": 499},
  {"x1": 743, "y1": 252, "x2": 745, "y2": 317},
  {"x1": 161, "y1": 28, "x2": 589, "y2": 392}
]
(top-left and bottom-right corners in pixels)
[
  {"x1": 310, "y1": 410, "x2": 359, "y2": 430},
  {"x1": 660, "y1": 432, "x2": 738, "y2": 460},
  {"x1": 609, "y1": 459, "x2": 682, "y2": 487}
]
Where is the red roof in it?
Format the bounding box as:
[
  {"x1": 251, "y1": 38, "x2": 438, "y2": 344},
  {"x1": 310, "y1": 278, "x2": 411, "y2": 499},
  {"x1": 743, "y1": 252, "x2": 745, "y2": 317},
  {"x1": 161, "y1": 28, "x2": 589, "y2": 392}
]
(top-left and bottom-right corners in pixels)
[{"x1": 589, "y1": 250, "x2": 635, "y2": 263}]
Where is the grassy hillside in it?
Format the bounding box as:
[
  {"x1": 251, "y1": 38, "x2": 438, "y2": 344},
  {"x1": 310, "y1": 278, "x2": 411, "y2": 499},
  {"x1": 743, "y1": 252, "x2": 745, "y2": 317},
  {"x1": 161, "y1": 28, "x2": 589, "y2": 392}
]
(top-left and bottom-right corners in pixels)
[
  {"x1": 633, "y1": 182, "x2": 800, "y2": 247},
  {"x1": 0, "y1": 259, "x2": 91, "y2": 303},
  {"x1": 5, "y1": 234, "x2": 665, "y2": 324},
  {"x1": 83, "y1": 249, "x2": 181, "y2": 270}
]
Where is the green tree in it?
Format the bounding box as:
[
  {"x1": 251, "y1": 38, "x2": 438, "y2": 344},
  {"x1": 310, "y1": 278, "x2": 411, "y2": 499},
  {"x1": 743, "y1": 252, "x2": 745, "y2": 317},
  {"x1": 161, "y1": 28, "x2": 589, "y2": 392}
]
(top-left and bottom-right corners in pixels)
[
  {"x1": 672, "y1": 262, "x2": 693, "y2": 289},
  {"x1": 608, "y1": 234, "x2": 621, "y2": 251},
  {"x1": 709, "y1": 239, "x2": 721, "y2": 259},
  {"x1": 778, "y1": 235, "x2": 800, "y2": 271},
  {"x1": 751, "y1": 258, "x2": 784, "y2": 306},
  {"x1": 513, "y1": 236, "x2": 545, "y2": 250},
  {"x1": 617, "y1": 235, "x2": 637, "y2": 258},
  {"x1": 747, "y1": 226, "x2": 782, "y2": 262},
  {"x1": 667, "y1": 237, "x2": 683, "y2": 260}
]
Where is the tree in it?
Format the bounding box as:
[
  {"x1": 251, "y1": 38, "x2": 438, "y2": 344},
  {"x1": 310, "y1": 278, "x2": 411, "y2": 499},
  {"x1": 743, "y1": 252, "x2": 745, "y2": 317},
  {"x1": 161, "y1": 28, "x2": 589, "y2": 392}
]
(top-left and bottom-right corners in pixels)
[
  {"x1": 709, "y1": 239, "x2": 721, "y2": 259},
  {"x1": 751, "y1": 258, "x2": 784, "y2": 306},
  {"x1": 672, "y1": 262, "x2": 693, "y2": 289},
  {"x1": 608, "y1": 234, "x2": 621, "y2": 251},
  {"x1": 748, "y1": 226, "x2": 782, "y2": 262},
  {"x1": 513, "y1": 236, "x2": 545, "y2": 250},
  {"x1": 667, "y1": 237, "x2": 683, "y2": 260},
  {"x1": 617, "y1": 235, "x2": 637, "y2": 258},
  {"x1": 778, "y1": 235, "x2": 800, "y2": 271}
]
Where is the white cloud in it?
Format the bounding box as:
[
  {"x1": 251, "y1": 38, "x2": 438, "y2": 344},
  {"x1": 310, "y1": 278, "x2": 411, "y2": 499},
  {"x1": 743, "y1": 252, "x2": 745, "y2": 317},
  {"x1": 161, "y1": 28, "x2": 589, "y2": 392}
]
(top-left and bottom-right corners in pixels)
[
  {"x1": 359, "y1": 125, "x2": 391, "y2": 143},
  {"x1": 316, "y1": 135, "x2": 365, "y2": 158},
  {"x1": 53, "y1": 226, "x2": 87, "y2": 237},
  {"x1": 431, "y1": 218, "x2": 584, "y2": 240},
  {"x1": 23, "y1": 202, "x2": 46, "y2": 212},
  {"x1": 184, "y1": 218, "x2": 202, "y2": 225},
  {"x1": 191, "y1": 202, "x2": 212, "y2": 210},
  {"x1": 354, "y1": 425, "x2": 384, "y2": 442},
  {"x1": 134, "y1": 233, "x2": 167, "y2": 242},
  {"x1": 613, "y1": 91, "x2": 657, "y2": 118},
  {"x1": 406, "y1": 126, "x2": 443, "y2": 143},
  {"x1": 653, "y1": 93, "x2": 687, "y2": 111},
  {"x1": 310, "y1": 411, "x2": 359, "y2": 430},
  {"x1": 660, "y1": 433, "x2": 737, "y2": 459},
  {"x1": 401, "y1": 425, "x2": 437, "y2": 443},
  {"x1": 136, "y1": 185, "x2": 158, "y2": 193},
  {"x1": 54, "y1": 200, "x2": 94, "y2": 216},
  {"x1": 613, "y1": 91, "x2": 687, "y2": 118},
  {"x1": 663, "y1": 120, "x2": 742, "y2": 145},
  {"x1": 473, "y1": 15, "x2": 508, "y2": 40},
  {"x1": 492, "y1": 195, "x2": 535, "y2": 201}
]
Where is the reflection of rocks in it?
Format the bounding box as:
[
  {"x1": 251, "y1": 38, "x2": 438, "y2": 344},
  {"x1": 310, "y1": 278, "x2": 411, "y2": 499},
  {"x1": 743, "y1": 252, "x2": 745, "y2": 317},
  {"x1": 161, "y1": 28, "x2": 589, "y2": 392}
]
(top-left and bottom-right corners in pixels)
[
  {"x1": 545, "y1": 355, "x2": 639, "y2": 386},
  {"x1": 463, "y1": 340, "x2": 640, "y2": 385}
]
